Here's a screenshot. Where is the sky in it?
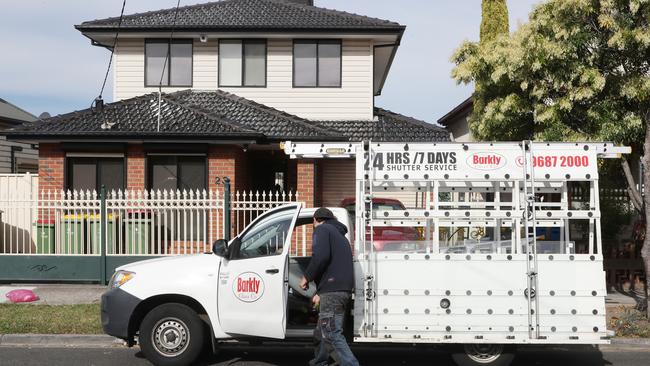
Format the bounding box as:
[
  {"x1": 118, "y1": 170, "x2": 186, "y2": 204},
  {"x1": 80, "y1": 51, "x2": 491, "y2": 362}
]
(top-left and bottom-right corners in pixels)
[{"x1": 0, "y1": 0, "x2": 540, "y2": 122}]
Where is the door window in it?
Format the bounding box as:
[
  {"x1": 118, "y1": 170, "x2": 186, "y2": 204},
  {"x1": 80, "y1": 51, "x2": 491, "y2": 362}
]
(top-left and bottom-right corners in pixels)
[{"x1": 234, "y1": 207, "x2": 296, "y2": 259}]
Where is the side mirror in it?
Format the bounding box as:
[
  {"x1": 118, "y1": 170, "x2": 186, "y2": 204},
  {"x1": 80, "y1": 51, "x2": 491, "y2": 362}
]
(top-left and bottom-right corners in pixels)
[{"x1": 212, "y1": 239, "x2": 229, "y2": 257}]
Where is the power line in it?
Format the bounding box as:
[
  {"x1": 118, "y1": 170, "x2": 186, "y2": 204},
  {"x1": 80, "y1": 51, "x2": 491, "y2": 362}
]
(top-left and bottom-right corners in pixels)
[
  {"x1": 157, "y1": 0, "x2": 183, "y2": 132},
  {"x1": 95, "y1": 0, "x2": 127, "y2": 108}
]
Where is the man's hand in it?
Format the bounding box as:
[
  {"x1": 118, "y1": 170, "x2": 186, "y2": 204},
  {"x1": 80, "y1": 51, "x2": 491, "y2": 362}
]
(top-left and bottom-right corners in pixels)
[
  {"x1": 300, "y1": 276, "x2": 309, "y2": 290},
  {"x1": 312, "y1": 294, "x2": 320, "y2": 306}
]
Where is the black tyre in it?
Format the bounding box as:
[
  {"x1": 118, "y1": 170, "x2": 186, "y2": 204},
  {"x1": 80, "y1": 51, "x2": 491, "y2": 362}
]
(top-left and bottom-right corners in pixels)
[
  {"x1": 451, "y1": 344, "x2": 515, "y2": 366},
  {"x1": 139, "y1": 303, "x2": 205, "y2": 366}
]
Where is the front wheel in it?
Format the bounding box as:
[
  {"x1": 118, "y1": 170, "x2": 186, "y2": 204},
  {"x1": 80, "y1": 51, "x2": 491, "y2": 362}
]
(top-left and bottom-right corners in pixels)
[
  {"x1": 451, "y1": 344, "x2": 515, "y2": 366},
  {"x1": 139, "y1": 303, "x2": 205, "y2": 366}
]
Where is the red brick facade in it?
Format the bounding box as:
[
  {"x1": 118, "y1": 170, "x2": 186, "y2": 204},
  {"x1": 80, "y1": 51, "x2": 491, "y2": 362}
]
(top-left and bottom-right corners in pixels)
[
  {"x1": 296, "y1": 159, "x2": 315, "y2": 208},
  {"x1": 37, "y1": 143, "x2": 318, "y2": 253},
  {"x1": 126, "y1": 145, "x2": 145, "y2": 191},
  {"x1": 38, "y1": 143, "x2": 64, "y2": 192}
]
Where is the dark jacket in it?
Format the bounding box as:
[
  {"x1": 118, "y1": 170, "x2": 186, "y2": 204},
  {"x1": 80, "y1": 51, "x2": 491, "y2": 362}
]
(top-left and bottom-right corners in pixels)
[{"x1": 304, "y1": 219, "x2": 354, "y2": 294}]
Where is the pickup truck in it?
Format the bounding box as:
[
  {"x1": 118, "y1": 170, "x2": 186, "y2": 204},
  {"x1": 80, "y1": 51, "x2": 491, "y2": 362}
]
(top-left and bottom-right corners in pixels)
[{"x1": 102, "y1": 205, "x2": 353, "y2": 366}]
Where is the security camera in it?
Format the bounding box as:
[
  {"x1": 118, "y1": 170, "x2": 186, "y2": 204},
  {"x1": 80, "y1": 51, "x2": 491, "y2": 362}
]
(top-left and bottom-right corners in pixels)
[{"x1": 199, "y1": 34, "x2": 208, "y2": 43}]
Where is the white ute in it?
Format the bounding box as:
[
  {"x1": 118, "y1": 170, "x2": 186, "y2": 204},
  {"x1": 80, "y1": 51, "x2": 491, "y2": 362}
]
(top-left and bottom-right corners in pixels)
[{"x1": 101, "y1": 140, "x2": 629, "y2": 366}]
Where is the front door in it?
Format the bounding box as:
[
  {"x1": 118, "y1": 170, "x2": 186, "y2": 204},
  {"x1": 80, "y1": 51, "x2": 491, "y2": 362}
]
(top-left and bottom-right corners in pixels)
[{"x1": 217, "y1": 204, "x2": 300, "y2": 339}]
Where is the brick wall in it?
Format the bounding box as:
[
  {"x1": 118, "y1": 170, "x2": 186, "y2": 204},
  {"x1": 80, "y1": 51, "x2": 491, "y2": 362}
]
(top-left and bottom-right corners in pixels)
[
  {"x1": 38, "y1": 143, "x2": 64, "y2": 192},
  {"x1": 126, "y1": 145, "x2": 145, "y2": 191},
  {"x1": 297, "y1": 159, "x2": 315, "y2": 208},
  {"x1": 207, "y1": 145, "x2": 248, "y2": 240},
  {"x1": 295, "y1": 159, "x2": 317, "y2": 255}
]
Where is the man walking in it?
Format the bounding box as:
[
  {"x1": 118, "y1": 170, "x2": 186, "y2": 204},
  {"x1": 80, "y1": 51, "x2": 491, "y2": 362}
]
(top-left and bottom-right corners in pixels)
[{"x1": 300, "y1": 208, "x2": 359, "y2": 366}]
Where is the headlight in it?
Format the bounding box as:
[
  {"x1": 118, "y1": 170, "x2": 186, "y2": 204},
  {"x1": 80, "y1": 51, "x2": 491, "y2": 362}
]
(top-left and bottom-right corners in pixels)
[{"x1": 109, "y1": 270, "x2": 135, "y2": 289}]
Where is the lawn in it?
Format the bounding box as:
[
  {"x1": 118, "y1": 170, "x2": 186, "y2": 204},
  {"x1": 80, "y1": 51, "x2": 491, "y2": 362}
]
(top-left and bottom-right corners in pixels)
[{"x1": 0, "y1": 304, "x2": 102, "y2": 334}]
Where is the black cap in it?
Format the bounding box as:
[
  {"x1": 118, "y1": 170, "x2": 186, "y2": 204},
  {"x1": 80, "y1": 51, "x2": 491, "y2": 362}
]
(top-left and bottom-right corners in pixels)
[{"x1": 313, "y1": 207, "x2": 335, "y2": 220}]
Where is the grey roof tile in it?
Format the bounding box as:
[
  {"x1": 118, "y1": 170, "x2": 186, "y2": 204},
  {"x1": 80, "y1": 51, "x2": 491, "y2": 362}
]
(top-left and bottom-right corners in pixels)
[
  {"x1": 7, "y1": 91, "x2": 449, "y2": 143},
  {"x1": 76, "y1": 0, "x2": 404, "y2": 32},
  {"x1": 6, "y1": 90, "x2": 341, "y2": 141},
  {"x1": 314, "y1": 108, "x2": 451, "y2": 142}
]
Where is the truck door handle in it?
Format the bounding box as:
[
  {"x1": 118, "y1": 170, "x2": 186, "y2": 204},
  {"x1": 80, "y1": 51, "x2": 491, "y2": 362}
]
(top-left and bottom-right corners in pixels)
[{"x1": 266, "y1": 269, "x2": 279, "y2": 274}]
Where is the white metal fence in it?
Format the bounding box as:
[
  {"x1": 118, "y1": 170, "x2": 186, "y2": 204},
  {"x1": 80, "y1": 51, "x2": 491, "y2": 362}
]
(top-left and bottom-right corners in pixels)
[{"x1": 0, "y1": 181, "x2": 303, "y2": 256}]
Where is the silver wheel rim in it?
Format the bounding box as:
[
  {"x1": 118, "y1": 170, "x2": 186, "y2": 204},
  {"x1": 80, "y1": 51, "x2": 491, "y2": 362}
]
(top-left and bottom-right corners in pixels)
[
  {"x1": 464, "y1": 344, "x2": 503, "y2": 364},
  {"x1": 152, "y1": 317, "x2": 190, "y2": 358}
]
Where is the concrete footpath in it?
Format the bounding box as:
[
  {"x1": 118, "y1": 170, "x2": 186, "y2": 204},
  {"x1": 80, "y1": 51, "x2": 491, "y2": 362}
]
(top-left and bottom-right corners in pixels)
[
  {"x1": 2, "y1": 283, "x2": 642, "y2": 306},
  {"x1": 0, "y1": 284, "x2": 106, "y2": 305},
  {"x1": 0, "y1": 334, "x2": 124, "y2": 348}
]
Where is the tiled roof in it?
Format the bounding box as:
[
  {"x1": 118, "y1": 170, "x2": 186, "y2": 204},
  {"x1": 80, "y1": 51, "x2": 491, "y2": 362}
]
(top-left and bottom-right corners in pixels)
[
  {"x1": 76, "y1": 0, "x2": 404, "y2": 32},
  {"x1": 314, "y1": 108, "x2": 450, "y2": 142},
  {"x1": 7, "y1": 90, "x2": 340, "y2": 141},
  {"x1": 168, "y1": 90, "x2": 339, "y2": 140},
  {"x1": 7, "y1": 90, "x2": 449, "y2": 143}
]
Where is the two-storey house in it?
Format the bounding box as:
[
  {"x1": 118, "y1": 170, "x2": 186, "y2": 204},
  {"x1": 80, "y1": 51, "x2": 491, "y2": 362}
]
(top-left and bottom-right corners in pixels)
[{"x1": 9, "y1": 0, "x2": 449, "y2": 209}]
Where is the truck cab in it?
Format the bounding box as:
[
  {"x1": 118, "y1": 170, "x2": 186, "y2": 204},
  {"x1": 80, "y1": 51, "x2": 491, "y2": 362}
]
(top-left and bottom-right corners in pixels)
[{"x1": 101, "y1": 204, "x2": 352, "y2": 366}]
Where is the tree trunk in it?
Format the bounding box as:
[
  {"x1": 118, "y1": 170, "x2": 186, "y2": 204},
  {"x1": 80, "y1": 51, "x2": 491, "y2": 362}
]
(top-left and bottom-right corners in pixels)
[
  {"x1": 642, "y1": 120, "x2": 650, "y2": 317},
  {"x1": 621, "y1": 158, "x2": 644, "y2": 212}
]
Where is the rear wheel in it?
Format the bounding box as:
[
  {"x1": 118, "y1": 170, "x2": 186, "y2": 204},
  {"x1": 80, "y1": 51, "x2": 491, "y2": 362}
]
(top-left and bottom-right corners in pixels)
[
  {"x1": 139, "y1": 303, "x2": 205, "y2": 366},
  {"x1": 451, "y1": 344, "x2": 515, "y2": 366}
]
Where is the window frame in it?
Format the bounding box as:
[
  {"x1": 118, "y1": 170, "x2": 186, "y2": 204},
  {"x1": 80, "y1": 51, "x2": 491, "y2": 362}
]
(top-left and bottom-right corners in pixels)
[
  {"x1": 292, "y1": 39, "x2": 342, "y2": 88},
  {"x1": 145, "y1": 154, "x2": 208, "y2": 191},
  {"x1": 218, "y1": 39, "x2": 268, "y2": 88},
  {"x1": 64, "y1": 156, "x2": 126, "y2": 192},
  {"x1": 144, "y1": 39, "x2": 194, "y2": 88},
  {"x1": 228, "y1": 205, "x2": 298, "y2": 260}
]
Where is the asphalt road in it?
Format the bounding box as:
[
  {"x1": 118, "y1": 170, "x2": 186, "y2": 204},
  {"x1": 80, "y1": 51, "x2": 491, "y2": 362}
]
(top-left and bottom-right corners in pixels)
[{"x1": 0, "y1": 343, "x2": 649, "y2": 366}]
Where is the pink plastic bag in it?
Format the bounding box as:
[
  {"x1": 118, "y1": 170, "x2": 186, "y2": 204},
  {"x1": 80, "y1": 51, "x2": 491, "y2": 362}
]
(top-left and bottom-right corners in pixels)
[{"x1": 6, "y1": 289, "x2": 39, "y2": 303}]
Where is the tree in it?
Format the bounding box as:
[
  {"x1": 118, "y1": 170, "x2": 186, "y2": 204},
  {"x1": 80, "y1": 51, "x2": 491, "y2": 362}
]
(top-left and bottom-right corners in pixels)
[
  {"x1": 452, "y1": 0, "x2": 649, "y2": 311},
  {"x1": 473, "y1": 0, "x2": 511, "y2": 134},
  {"x1": 480, "y1": 0, "x2": 509, "y2": 44}
]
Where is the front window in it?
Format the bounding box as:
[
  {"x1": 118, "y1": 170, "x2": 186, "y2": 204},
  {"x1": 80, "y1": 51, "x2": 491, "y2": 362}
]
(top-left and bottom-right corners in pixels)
[
  {"x1": 293, "y1": 40, "x2": 341, "y2": 87},
  {"x1": 66, "y1": 157, "x2": 124, "y2": 192},
  {"x1": 219, "y1": 40, "x2": 267, "y2": 87},
  {"x1": 147, "y1": 155, "x2": 206, "y2": 191},
  {"x1": 233, "y1": 207, "x2": 296, "y2": 259},
  {"x1": 145, "y1": 40, "x2": 193, "y2": 87}
]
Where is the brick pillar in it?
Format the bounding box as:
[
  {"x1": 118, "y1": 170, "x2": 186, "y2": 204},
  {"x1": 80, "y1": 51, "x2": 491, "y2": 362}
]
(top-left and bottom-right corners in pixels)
[
  {"x1": 38, "y1": 143, "x2": 64, "y2": 192},
  {"x1": 126, "y1": 145, "x2": 145, "y2": 191},
  {"x1": 208, "y1": 146, "x2": 249, "y2": 241},
  {"x1": 38, "y1": 143, "x2": 64, "y2": 222},
  {"x1": 296, "y1": 159, "x2": 316, "y2": 255},
  {"x1": 297, "y1": 159, "x2": 315, "y2": 208}
]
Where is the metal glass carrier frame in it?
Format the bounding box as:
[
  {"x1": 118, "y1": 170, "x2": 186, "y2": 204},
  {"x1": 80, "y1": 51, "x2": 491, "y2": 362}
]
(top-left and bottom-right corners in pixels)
[{"x1": 285, "y1": 140, "x2": 630, "y2": 345}]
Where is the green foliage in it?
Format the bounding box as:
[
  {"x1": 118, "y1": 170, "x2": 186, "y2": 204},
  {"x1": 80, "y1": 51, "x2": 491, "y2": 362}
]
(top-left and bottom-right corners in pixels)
[
  {"x1": 610, "y1": 306, "x2": 650, "y2": 337},
  {"x1": 480, "y1": 0, "x2": 509, "y2": 44},
  {"x1": 452, "y1": 0, "x2": 649, "y2": 151}
]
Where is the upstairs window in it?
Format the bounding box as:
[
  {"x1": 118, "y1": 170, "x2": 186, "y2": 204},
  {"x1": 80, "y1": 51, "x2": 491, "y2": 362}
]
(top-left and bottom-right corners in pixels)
[
  {"x1": 145, "y1": 40, "x2": 193, "y2": 87},
  {"x1": 219, "y1": 40, "x2": 267, "y2": 87},
  {"x1": 293, "y1": 40, "x2": 341, "y2": 87}
]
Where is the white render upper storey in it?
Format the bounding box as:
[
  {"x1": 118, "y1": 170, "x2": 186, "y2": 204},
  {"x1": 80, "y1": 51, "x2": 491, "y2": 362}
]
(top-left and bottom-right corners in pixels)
[{"x1": 77, "y1": 0, "x2": 405, "y2": 121}]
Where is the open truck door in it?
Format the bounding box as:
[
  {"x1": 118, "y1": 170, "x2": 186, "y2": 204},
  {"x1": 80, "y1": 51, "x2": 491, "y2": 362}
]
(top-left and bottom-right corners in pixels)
[{"x1": 217, "y1": 204, "x2": 301, "y2": 339}]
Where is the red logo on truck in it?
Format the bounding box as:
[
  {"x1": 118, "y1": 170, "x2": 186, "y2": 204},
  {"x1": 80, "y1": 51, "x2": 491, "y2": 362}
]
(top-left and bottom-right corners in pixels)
[
  {"x1": 467, "y1": 152, "x2": 507, "y2": 171},
  {"x1": 233, "y1": 272, "x2": 265, "y2": 302}
]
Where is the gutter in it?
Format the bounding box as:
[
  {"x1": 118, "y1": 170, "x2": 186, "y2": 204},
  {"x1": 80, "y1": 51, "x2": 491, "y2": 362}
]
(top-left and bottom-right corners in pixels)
[
  {"x1": 373, "y1": 26, "x2": 405, "y2": 96},
  {"x1": 75, "y1": 25, "x2": 406, "y2": 34}
]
